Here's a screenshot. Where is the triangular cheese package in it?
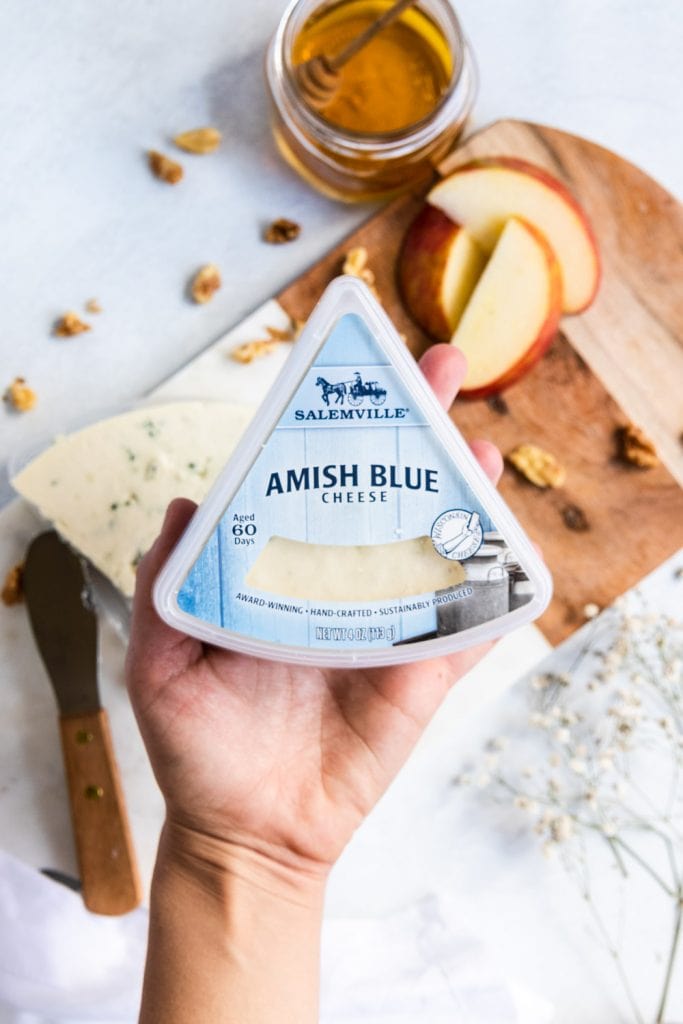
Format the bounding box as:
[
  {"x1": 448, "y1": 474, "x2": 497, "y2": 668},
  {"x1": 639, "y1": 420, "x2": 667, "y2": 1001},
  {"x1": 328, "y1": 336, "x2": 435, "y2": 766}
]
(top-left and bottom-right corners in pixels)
[{"x1": 155, "y1": 277, "x2": 551, "y2": 666}]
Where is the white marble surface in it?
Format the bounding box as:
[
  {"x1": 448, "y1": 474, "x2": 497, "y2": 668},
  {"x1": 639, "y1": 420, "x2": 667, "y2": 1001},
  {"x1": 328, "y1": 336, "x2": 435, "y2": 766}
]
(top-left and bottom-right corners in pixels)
[{"x1": 1, "y1": 0, "x2": 681, "y2": 1021}]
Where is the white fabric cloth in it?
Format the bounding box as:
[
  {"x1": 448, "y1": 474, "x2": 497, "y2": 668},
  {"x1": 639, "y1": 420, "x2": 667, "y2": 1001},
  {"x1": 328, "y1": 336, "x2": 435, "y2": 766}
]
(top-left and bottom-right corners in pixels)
[{"x1": 0, "y1": 851, "x2": 552, "y2": 1024}]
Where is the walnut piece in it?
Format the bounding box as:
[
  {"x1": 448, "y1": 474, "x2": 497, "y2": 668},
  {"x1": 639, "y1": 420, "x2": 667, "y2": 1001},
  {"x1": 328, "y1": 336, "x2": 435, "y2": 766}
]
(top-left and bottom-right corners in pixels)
[
  {"x1": 264, "y1": 218, "x2": 301, "y2": 244},
  {"x1": 342, "y1": 246, "x2": 379, "y2": 297},
  {"x1": 173, "y1": 127, "x2": 222, "y2": 154},
  {"x1": 4, "y1": 377, "x2": 37, "y2": 412},
  {"x1": 148, "y1": 150, "x2": 184, "y2": 184},
  {"x1": 85, "y1": 298, "x2": 102, "y2": 314},
  {"x1": 487, "y1": 394, "x2": 510, "y2": 416},
  {"x1": 265, "y1": 318, "x2": 305, "y2": 342},
  {"x1": 230, "y1": 317, "x2": 304, "y2": 363},
  {"x1": 1, "y1": 563, "x2": 24, "y2": 606},
  {"x1": 562, "y1": 503, "x2": 590, "y2": 532},
  {"x1": 618, "y1": 423, "x2": 659, "y2": 469},
  {"x1": 230, "y1": 339, "x2": 281, "y2": 364},
  {"x1": 54, "y1": 312, "x2": 91, "y2": 337},
  {"x1": 507, "y1": 443, "x2": 567, "y2": 489},
  {"x1": 191, "y1": 264, "x2": 222, "y2": 304}
]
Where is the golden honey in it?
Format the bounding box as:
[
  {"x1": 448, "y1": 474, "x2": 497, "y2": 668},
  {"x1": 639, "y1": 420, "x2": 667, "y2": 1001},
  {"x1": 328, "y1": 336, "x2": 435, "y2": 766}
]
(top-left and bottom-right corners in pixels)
[
  {"x1": 292, "y1": 1, "x2": 452, "y2": 134},
  {"x1": 266, "y1": 0, "x2": 477, "y2": 202}
]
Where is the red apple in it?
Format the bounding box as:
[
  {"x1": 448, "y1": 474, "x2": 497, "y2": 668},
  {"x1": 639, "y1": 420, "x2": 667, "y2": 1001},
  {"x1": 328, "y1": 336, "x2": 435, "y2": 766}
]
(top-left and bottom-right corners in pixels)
[
  {"x1": 451, "y1": 216, "x2": 563, "y2": 398},
  {"x1": 428, "y1": 157, "x2": 600, "y2": 314},
  {"x1": 398, "y1": 205, "x2": 487, "y2": 342}
]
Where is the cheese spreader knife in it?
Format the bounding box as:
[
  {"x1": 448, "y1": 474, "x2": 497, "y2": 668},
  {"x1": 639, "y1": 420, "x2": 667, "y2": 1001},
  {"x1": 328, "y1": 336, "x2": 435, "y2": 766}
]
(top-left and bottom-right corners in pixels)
[{"x1": 23, "y1": 531, "x2": 142, "y2": 915}]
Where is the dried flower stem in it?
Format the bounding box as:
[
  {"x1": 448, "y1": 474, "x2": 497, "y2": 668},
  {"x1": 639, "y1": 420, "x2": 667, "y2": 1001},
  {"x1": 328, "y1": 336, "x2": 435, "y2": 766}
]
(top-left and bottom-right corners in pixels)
[{"x1": 656, "y1": 895, "x2": 682, "y2": 1024}]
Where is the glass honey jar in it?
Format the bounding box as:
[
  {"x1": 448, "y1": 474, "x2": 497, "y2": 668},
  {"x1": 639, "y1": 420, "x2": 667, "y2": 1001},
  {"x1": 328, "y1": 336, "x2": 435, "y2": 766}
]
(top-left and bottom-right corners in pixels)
[{"x1": 266, "y1": 0, "x2": 477, "y2": 202}]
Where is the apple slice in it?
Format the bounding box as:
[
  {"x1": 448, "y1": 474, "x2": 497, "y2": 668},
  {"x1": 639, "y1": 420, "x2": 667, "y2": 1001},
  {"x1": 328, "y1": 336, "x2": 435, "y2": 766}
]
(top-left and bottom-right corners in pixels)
[
  {"x1": 451, "y1": 216, "x2": 562, "y2": 398},
  {"x1": 428, "y1": 157, "x2": 600, "y2": 313},
  {"x1": 398, "y1": 206, "x2": 487, "y2": 342}
]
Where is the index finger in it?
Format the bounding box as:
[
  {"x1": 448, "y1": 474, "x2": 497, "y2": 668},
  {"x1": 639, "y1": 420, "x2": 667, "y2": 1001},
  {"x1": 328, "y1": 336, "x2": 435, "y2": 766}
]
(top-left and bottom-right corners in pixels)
[{"x1": 418, "y1": 343, "x2": 467, "y2": 409}]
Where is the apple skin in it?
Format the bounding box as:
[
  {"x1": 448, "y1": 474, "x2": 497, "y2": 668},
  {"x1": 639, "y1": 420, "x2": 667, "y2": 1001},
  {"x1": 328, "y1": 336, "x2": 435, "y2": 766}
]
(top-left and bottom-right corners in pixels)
[
  {"x1": 458, "y1": 216, "x2": 563, "y2": 400},
  {"x1": 397, "y1": 205, "x2": 469, "y2": 343},
  {"x1": 431, "y1": 156, "x2": 601, "y2": 314}
]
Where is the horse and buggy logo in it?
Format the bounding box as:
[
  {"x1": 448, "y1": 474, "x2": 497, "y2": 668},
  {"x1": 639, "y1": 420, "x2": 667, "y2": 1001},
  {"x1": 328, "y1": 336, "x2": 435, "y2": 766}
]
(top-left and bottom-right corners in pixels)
[{"x1": 315, "y1": 371, "x2": 387, "y2": 408}]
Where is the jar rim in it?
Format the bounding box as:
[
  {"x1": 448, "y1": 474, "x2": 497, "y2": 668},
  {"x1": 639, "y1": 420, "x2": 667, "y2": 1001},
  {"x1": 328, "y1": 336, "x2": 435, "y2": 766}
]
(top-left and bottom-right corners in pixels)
[{"x1": 272, "y1": 0, "x2": 468, "y2": 149}]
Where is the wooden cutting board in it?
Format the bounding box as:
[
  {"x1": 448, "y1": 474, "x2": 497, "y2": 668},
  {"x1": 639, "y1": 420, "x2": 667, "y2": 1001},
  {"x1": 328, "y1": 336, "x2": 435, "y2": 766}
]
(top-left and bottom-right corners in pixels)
[{"x1": 278, "y1": 119, "x2": 683, "y2": 645}]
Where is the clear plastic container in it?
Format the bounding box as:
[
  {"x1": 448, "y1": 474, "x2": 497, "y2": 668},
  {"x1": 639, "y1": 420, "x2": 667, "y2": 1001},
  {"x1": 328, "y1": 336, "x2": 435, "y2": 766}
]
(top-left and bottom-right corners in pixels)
[{"x1": 154, "y1": 277, "x2": 551, "y2": 667}]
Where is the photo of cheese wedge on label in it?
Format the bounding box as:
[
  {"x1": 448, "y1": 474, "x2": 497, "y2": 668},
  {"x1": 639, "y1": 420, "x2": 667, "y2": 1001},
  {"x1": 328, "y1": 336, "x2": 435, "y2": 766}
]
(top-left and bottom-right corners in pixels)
[
  {"x1": 246, "y1": 535, "x2": 465, "y2": 602},
  {"x1": 154, "y1": 277, "x2": 552, "y2": 668}
]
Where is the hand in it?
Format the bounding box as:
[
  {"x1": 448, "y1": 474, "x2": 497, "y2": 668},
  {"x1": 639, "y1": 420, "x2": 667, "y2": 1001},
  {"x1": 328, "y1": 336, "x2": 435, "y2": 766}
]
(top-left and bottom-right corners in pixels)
[{"x1": 126, "y1": 345, "x2": 503, "y2": 881}]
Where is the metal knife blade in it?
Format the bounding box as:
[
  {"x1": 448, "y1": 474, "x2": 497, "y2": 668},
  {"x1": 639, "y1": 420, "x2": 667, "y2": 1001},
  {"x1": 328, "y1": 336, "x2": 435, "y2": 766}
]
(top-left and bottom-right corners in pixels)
[{"x1": 23, "y1": 531, "x2": 100, "y2": 716}]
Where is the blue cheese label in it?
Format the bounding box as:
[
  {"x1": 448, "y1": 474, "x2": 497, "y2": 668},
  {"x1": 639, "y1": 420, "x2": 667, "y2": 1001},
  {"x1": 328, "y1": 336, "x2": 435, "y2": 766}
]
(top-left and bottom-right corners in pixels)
[{"x1": 173, "y1": 307, "x2": 539, "y2": 653}]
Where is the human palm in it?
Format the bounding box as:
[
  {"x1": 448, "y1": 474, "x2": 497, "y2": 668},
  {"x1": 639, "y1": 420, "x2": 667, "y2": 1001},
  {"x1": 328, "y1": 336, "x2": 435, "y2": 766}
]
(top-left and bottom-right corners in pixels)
[{"x1": 126, "y1": 346, "x2": 502, "y2": 872}]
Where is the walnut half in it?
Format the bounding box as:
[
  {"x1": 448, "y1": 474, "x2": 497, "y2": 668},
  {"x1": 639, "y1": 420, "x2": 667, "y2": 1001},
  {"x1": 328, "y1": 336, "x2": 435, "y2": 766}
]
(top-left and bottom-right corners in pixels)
[
  {"x1": 341, "y1": 246, "x2": 379, "y2": 298},
  {"x1": 618, "y1": 423, "x2": 659, "y2": 469},
  {"x1": 173, "y1": 127, "x2": 222, "y2": 154},
  {"x1": 230, "y1": 339, "x2": 281, "y2": 364},
  {"x1": 507, "y1": 443, "x2": 567, "y2": 489},
  {"x1": 264, "y1": 218, "x2": 301, "y2": 244},
  {"x1": 191, "y1": 264, "x2": 222, "y2": 304},
  {"x1": 4, "y1": 377, "x2": 37, "y2": 412},
  {"x1": 54, "y1": 312, "x2": 91, "y2": 337},
  {"x1": 148, "y1": 150, "x2": 183, "y2": 184}
]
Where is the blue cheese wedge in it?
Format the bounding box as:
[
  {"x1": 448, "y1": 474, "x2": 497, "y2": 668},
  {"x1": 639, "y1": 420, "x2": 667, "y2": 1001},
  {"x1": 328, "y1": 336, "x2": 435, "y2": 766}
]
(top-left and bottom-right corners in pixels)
[{"x1": 12, "y1": 401, "x2": 254, "y2": 597}]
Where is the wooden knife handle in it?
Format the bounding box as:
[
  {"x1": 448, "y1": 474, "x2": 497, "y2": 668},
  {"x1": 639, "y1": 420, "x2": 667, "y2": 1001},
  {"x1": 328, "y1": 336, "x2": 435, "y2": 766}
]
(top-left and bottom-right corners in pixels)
[{"x1": 58, "y1": 709, "x2": 142, "y2": 915}]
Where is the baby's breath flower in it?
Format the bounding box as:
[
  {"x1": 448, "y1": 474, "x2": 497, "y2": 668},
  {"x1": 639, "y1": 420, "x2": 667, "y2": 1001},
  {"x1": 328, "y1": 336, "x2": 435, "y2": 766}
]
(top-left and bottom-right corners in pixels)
[
  {"x1": 617, "y1": 689, "x2": 641, "y2": 707},
  {"x1": 513, "y1": 795, "x2": 540, "y2": 815},
  {"x1": 458, "y1": 597, "x2": 683, "y2": 1019},
  {"x1": 604, "y1": 651, "x2": 622, "y2": 674},
  {"x1": 550, "y1": 815, "x2": 573, "y2": 842}
]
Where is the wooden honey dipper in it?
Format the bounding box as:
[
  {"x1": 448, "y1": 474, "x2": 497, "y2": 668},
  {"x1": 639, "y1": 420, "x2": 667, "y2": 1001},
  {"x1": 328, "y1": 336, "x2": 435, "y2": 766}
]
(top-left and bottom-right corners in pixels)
[{"x1": 295, "y1": 0, "x2": 419, "y2": 110}]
